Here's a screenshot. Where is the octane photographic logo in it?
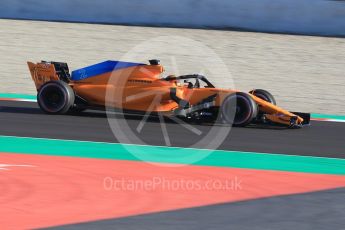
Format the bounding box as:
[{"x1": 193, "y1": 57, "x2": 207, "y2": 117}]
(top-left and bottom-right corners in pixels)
[{"x1": 105, "y1": 35, "x2": 235, "y2": 166}]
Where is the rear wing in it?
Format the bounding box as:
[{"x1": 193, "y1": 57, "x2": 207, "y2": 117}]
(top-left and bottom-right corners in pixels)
[{"x1": 27, "y1": 61, "x2": 71, "y2": 90}]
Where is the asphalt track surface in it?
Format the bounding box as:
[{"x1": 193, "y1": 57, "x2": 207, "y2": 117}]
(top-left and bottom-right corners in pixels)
[
  {"x1": 0, "y1": 100, "x2": 344, "y2": 158},
  {"x1": 1, "y1": 100, "x2": 345, "y2": 230},
  {"x1": 48, "y1": 187, "x2": 345, "y2": 230}
]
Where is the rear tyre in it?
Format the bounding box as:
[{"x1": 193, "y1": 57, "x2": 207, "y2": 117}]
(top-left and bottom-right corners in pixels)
[
  {"x1": 249, "y1": 89, "x2": 276, "y2": 105},
  {"x1": 221, "y1": 92, "x2": 258, "y2": 127},
  {"x1": 37, "y1": 81, "x2": 75, "y2": 114}
]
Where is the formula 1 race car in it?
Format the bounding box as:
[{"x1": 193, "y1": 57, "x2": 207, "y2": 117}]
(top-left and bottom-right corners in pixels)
[{"x1": 27, "y1": 59, "x2": 310, "y2": 128}]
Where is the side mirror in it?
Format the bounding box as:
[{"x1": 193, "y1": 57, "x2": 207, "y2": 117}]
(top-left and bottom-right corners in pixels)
[{"x1": 149, "y1": 59, "x2": 160, "y2": 65}]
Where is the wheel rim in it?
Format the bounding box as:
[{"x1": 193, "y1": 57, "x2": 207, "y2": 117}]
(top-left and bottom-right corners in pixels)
[
  {"x1": 222, "y1": 94, "x2": 254, "y2": 125},
  {"x1": 234, "y1": 95, "x2": 252, "y2": 125},
  {"x1": 39, "y1": 85, "x2": 67, "y2": 113}
]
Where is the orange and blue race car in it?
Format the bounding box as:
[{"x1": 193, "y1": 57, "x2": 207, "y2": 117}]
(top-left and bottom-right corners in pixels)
[{"x1": 27, "y1": 59, "x2": 310, "y2": 128}]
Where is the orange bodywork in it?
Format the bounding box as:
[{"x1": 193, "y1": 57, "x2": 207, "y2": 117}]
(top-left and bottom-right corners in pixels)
[
  {"x1": 28, "y1": 62, "x2": 59, "y2": 89},
  {"x1": 28, "y1": 60, "x2": 307, "y2": 127}
]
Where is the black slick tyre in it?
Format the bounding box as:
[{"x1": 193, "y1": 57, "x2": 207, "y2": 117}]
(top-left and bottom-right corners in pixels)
[
  {"x1": 37, "y1": 81, "x2": 75, "y2": 114},
  {"x1": 221, "y1": 92, "x2": 258, "y2": 127},
  {"x1": 249, "y1": 89, "x2": 276, "y2": 105}
]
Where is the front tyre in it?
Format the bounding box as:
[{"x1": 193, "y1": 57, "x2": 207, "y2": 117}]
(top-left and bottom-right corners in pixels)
[
  {"x1": 221, "y1": 92, "x2": 258, "y2": 127},
  {"x1": 249, "y1": 89, "x2": 276, "y2": 105},
  {"x1": 37, "y1": 81, "x2": 75, "y2": 114}
]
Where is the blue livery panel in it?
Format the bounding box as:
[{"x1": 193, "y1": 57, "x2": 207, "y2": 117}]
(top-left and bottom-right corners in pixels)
[{"x1": 71, "y1": 60, "x2": 145, "y2": 81}]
